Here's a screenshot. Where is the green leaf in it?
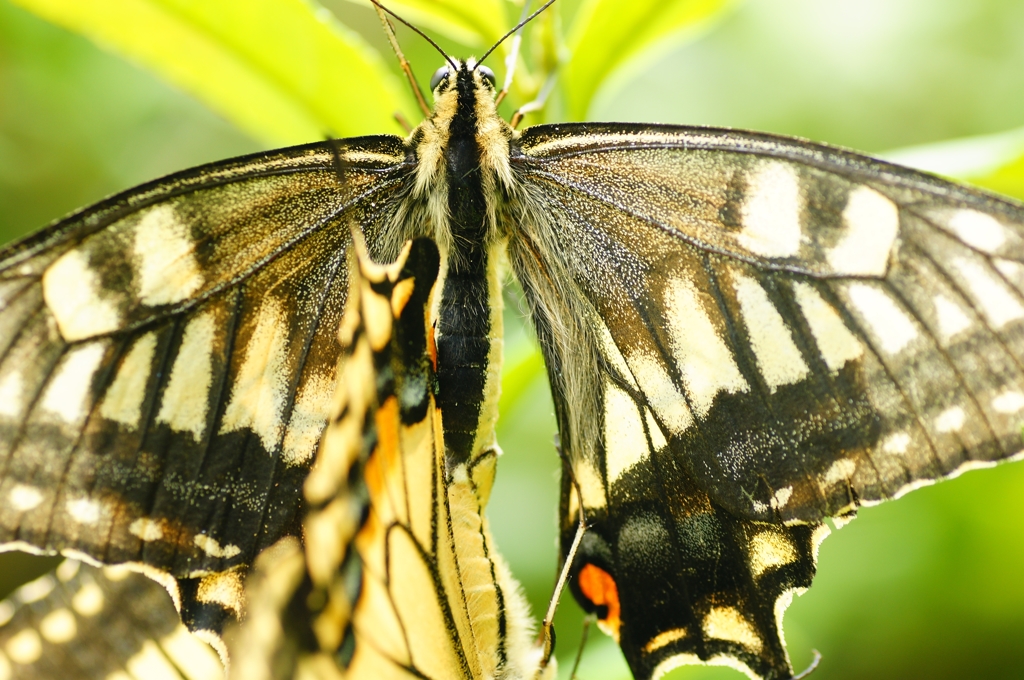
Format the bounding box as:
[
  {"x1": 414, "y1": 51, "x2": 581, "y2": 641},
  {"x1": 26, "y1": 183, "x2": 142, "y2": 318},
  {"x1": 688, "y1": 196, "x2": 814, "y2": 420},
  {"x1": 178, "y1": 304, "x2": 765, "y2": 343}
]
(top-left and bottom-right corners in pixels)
[
  {"x1": 499, "y1": 345, "x2": 546, "y2": 414},
  {"x1": 562, "y1": 0, "x2": 737, "y2": 120},
  {"x1": 9, "y1": 0, "x2": 412, "y2": 145},
  {"x1": 346, "y1": 0, "x2": 508, "y2": 48},
  {"x1": 974, "y1": 156, "x2": 1024, "y2": 202}
]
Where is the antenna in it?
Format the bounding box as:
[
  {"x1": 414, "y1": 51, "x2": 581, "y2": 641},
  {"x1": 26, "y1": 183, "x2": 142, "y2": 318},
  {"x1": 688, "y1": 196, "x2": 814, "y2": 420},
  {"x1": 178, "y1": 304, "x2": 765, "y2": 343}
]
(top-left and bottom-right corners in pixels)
[
  {"x1": 369, "y1": 0, "x2": 456, "y2": 117},
  {"x1": 477, "y1": 0, "x2": 558, "y2": 66}
]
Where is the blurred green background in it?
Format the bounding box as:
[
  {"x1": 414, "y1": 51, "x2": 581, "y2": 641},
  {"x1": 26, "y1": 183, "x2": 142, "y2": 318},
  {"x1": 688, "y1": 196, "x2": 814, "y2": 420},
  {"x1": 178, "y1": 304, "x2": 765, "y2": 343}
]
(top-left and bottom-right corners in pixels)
[{"x1": 2, "y1": 1, "x2": 1024, "y2": 679}]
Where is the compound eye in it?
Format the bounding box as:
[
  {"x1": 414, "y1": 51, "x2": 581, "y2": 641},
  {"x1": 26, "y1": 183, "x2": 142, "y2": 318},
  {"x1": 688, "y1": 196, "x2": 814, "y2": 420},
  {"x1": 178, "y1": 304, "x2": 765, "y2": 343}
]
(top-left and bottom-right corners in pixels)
[
  {"x1": 430, "y1": 66, "x2": 450, "y2": 91},
  {"x1": 477, "y1": 65, "x2": 496, "y2": 86}
]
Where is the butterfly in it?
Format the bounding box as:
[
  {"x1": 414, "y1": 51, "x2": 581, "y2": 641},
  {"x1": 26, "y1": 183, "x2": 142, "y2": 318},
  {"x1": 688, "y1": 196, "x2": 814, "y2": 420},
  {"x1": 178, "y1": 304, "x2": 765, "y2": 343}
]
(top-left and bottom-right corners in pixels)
[{"x1": 2, "y1": 2, "x2": 1024, "y2": 679}]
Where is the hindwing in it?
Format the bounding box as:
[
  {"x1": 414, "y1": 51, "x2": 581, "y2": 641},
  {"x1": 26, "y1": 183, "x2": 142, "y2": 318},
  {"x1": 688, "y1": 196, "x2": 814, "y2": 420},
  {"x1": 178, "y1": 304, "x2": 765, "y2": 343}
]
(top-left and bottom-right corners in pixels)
[
  {"x1": 0, "y1": 136, "x2": 412, "y2": 643},
  {"x1": 0, "y1": 559, "x2": 222, "y2": 680},
  {"x1": 507, "y1": 123, "x2": 1024, "y2": 679}
]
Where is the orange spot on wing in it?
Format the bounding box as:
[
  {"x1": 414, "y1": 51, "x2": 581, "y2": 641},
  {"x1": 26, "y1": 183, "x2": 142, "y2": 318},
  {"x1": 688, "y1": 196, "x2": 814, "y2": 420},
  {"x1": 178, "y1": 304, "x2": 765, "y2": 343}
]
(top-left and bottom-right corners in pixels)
[
  {"x1": 363, "y1": 396, "x2": 400, "y2": 507},
  {"x1": 427, "y1": 321, "x2": 438, "y2": 371},
  {"x1": 375, "y1": 396, "x2": 401, "y2": 476},
  {"x1": 578, "y1": 563, "x2": 622, "y2": 640}
]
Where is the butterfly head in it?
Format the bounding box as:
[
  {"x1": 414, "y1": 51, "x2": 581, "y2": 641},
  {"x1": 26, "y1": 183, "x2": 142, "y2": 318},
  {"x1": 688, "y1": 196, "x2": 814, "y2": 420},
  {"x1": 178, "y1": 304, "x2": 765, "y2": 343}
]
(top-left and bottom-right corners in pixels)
[
  {"x1": 429, "y1": 60, "x2": 496, "y2": 96},
  {"x1": 411, "y1": 57, "x2": 514, "y2": 218},
  {"x1": 417, "y1": 58, "x2": 504, "y2": 140},
  {"x1": 426, "y1": 58, "x2": 499, "y2": 119}
]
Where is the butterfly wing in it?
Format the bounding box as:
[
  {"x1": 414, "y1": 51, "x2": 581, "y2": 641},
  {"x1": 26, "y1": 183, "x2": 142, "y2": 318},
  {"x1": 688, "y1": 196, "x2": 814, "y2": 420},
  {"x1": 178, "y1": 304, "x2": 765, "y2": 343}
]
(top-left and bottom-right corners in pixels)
[
  {"x1": 0, "y1": 136, "x2": 413, "y2": 643},
  {"x1": 227, "y1": 237, "x2": 550, "y2": 680},
  {"x1": 509, "y1": 123, "x2": 1024, "y2": 679},
  {"x1": 0, "y1": 559, "x2": 223, "y2": 679}
]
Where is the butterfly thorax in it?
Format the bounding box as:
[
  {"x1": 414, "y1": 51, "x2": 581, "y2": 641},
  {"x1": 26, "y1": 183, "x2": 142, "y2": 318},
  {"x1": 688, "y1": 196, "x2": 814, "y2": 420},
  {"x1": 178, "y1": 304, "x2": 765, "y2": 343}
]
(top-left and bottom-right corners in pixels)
[{"x1": 409, "y1": 60, "x2": 512, "y2": 470}]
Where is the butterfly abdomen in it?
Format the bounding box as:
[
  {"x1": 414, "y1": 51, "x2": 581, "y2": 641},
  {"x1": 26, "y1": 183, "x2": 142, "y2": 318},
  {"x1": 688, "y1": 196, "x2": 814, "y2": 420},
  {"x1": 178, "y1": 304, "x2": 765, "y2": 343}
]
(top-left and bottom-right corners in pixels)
[{"x1": 430, "y1": 63, "x2": 508, "y2": 468}]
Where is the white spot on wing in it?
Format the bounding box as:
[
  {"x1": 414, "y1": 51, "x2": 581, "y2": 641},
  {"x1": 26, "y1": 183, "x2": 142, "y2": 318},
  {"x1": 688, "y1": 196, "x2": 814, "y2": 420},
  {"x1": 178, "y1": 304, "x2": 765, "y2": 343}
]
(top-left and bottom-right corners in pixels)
[
  {"x1": 664, "y1": 277, "x2": 748, "y2": 417},
  {"x1": 993, "y1": 390, "x2": 1024, "y2": 414},
  {"x1": 55, "y1": 560, "x2": 80, "y2": 582},
  {"x1": 194, "y1": 535, "x2": 241, "y2": 559},
  {"x1": 881, "y1": 431, "x2": 910, "y2": 454},
  {"x1": 737, "y1": 162, "x2": 802, "y2": 258},
  {"x1": 42, "y1": 250, "x2": 122, "y2": 341},
  {"x1": 648, "y1": 653, "x2": 704, "y2": 680},
  {"x1": 948, "y1": 209, "x2": 1007, "y2": 253},
  {"x1": 157, "y1": 310, "x2": 215, "y2": 441},
  {"x1": 702, "y1": 606, "x2": 762, "y2": 653},
  {"x1": 573, "y1": 457, "x2": 606, "y2": 510},
  {"x1": 159, "y1": 626, "x2": 224, "y2": 680},
  {"x1": 102, "y1": 564, "x2": 132, "y2": 581},
  {"x1": 39, "y1": 608, "x2": 77, "y2": 644},
  {"x1": 4, "y1": 629, "x2": 42, "y2": 664},
  {"x1": 932, "y1": 295, "x2": 972, "y2": 343},
  {"x1": 644, "y1": 407, "x2": 668, "y2": 451},
  {"x1": 625, "y1": 351, "x2": 693, "y2": 434},
  {"x1": 65, "y1": 497, "x2": 102, "y2": 525},
  {"x1": 129, "y1": 517, "x2": 164, "y2": 542},
  {"x1": 39, "y1": 342, "x2": 106, "y2": 424},
  {"x1": 749, "y1": 531, "x2": 798, "y2": 578},
  {"x1": 793, "y1": 282, "x2": 863, "y2": 372},
  {"x1": 281, "y1": 374, "x2": 334, "y2": 467},
  {"x1": 603, "y1": 380, "x2": 649, "y2": 485},
  {"x1": 733, "y1": 274, "x2": 808, "y2": 391},
  {"x1": 812, "y1": 523, "x2": 832, "y2": 555},
  {"x1": 126, "y1": 640, "x2": 186, "y2": 680},
  {"x1": 197, "y1": 571, "x2": 244, "y2": 616},
  {"x1": 133, "y1": 205, "x2": 204, "y2": 306},
  {"x1": 596, "y1": 320, "x2": 638, "y2": 389},
  {"x1": 9, "y1": 484, "x2": 43, "y2": 512},
  {"x1": 220, "y1": 297, "x2": 289, "y2": 451},
  {"x1": 100, "y1": 332, "x2": 157, "y2": 429},
  {"x1": 934, "y1": 406, "x2": 966, "y2": 433},
  {"x1": 71, "y1": 582, "x2": 104, "y2": 617},
  {"x1": 0, "y1": 371, "x2": 23, "y2": 418},
  {"x1": 952, "y1": 257, "x2": 1024, "y2": 329},
  {"x1": 642, "y1": 628, "x2": 689, "y2": 654},
  {"x1": 17, "y1": 574, "x2": 55, "y2": 603},
  {"x1": 994, "y1": 258, "x2": 1024, "y2": 287},
  {"x1": 772, "y1": 486, "x2": 793, "y2": 510},
  {"x1": 846, "y1": 283, "x2": 917, "y2": 355},
  {"x1": 827, "y1": 185, "x2": 899, "y2": 276},
  {"x1": 821, "y1": 458, "x2": 856, "y2": 487}
]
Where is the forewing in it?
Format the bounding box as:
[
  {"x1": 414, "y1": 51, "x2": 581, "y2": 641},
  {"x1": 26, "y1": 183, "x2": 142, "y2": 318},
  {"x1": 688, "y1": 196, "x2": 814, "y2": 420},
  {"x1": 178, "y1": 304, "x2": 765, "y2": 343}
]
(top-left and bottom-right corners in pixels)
[
  {"x1": 515, "y1": 122, "x2": 1024, "y2": 524},
  {"x1": 0, "y1": 137, "x2": 413, "y2": 640},
  {"x1": 511, "y1": 123, "x2": 1024, "y2": 679}
]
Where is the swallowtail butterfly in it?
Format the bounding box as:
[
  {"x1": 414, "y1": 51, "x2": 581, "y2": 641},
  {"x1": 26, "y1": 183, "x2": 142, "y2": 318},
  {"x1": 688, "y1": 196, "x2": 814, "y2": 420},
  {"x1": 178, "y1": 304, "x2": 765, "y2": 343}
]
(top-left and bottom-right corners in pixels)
[{"x1": 2, "y1": 2, "x2": 1024, "y2": 679}]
